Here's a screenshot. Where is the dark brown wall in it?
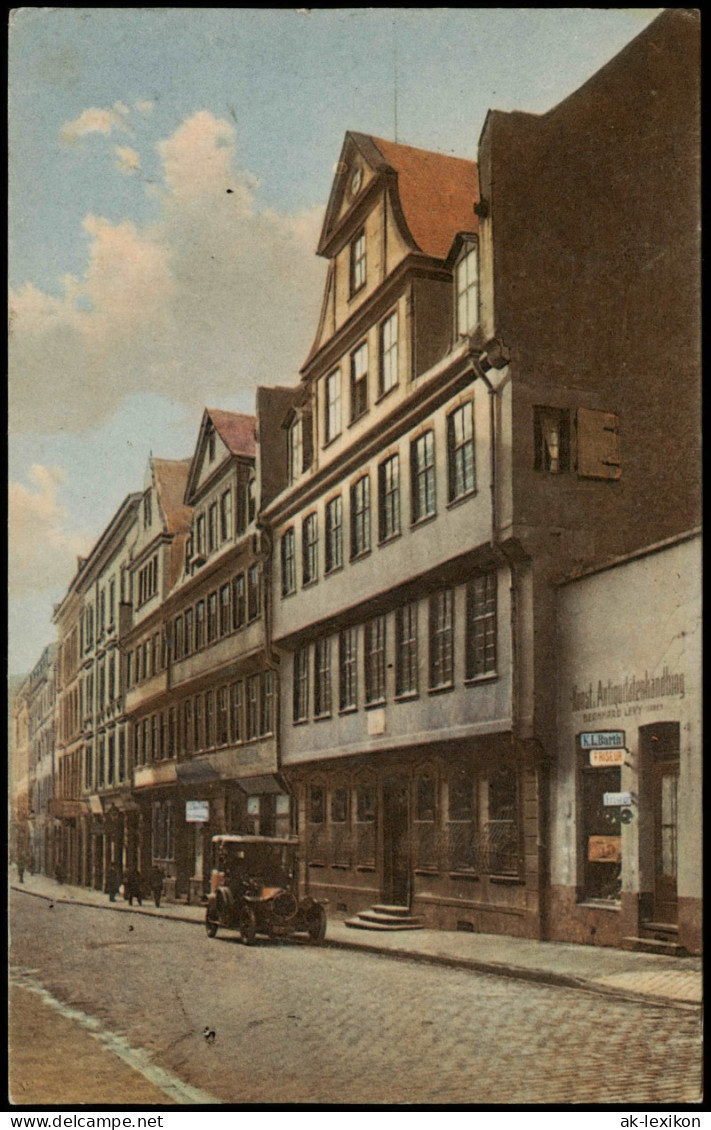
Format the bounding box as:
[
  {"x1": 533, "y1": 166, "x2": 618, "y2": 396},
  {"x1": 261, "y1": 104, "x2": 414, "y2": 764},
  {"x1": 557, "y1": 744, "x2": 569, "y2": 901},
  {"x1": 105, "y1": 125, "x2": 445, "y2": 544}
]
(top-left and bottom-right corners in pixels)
[{"x1": 481, "y1": 9, "x2": 700, "y2": 572}]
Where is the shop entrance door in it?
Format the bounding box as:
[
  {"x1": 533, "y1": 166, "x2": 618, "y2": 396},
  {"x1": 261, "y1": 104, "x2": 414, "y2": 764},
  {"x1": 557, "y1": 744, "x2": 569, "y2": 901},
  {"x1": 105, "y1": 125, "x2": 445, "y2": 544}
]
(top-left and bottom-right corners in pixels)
[
  {"x1": 382, "y1": 779, "x2": 410, "y2": 907},
  {"x1": 641, "y1": 722, "x2": 680, "y2": 926}
]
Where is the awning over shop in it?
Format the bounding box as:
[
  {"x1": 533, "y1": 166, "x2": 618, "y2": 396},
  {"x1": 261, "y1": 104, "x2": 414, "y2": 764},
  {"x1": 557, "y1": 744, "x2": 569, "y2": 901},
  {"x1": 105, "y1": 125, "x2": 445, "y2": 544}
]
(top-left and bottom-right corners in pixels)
[
  {"x1": 175, "y1": 760, "x2": 221, "y2": 785},
  {"x1": 235, "y1": 774, "x2": 286, "y2": 795}
]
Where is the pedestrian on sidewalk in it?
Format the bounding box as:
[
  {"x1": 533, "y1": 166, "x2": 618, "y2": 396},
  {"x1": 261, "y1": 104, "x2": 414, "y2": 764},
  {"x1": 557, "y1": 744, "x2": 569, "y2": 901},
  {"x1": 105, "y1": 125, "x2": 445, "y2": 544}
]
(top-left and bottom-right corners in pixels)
[
  {"x1": 125, "y1": 867, "x2": 143, "y2": 906},
  {"x1": 16, "y1": 860, "x2": 25, "y2": 883},
  {"x1": 149, "y1": 865, "x2": 164, "y2": 908},
  {"x1": 54, "y1": 861, "x2": 65, "y2": 885},
  {"x1": 105, "y1": 863, "x2": 121, "y2": 903}
]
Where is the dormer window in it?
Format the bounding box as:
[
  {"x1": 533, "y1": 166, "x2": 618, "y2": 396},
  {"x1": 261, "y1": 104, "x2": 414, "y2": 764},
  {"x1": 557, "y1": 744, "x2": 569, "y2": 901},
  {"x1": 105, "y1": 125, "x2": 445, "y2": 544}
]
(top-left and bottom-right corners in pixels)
[
  {"x1": 456, "y1": 242, "x2": 479, "y2": 337},
  {"x1": 350, "y1": 230, "x2": 366, "y2": 296},
  {"x1": 143, "y1": 490, "x2": 152, "y2": 529},
  {"x1": 287, "y1": 417, "x2": 303, "y2": 484},
  {"x1": 247, "y1": 471, "x2": 257, "y2": 524}
]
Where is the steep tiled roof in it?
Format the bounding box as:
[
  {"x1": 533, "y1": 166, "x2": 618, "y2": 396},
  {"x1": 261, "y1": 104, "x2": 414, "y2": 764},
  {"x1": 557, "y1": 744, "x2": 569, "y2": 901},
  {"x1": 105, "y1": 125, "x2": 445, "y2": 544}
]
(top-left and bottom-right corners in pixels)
[
  {"x1": 370, "y1": 136, "x2": 479, "y2": 259},
  {"x1": 207, "y1": 408, "x2": 257, "y2": 458},
  {"x1": 153, "y1": 459, "x2": 192, "y2": 534}
]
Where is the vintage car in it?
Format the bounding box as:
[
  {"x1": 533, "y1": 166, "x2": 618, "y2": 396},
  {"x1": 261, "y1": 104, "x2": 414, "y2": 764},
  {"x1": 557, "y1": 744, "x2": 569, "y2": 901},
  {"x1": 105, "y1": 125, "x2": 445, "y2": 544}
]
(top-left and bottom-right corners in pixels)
[{"x1": 205, "y1": 834, "x2": 327, "y2": 945}]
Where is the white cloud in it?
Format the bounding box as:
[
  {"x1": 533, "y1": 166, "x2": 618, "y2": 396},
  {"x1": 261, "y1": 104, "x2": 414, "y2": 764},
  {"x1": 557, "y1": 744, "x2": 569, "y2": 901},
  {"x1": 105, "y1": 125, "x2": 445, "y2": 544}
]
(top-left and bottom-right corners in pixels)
[
  {"x1": 10, "y1": 110, "x2": 326, "y2": 434},
  {"x1": 8, "y1": 465, "x2": 89, "y2": 597},
  {"x1": 60, "y1": 105, "x2": 131, "y2": 144},
  {"x1": 114, "y1": 145, "x2": 141, "y2": 176}
]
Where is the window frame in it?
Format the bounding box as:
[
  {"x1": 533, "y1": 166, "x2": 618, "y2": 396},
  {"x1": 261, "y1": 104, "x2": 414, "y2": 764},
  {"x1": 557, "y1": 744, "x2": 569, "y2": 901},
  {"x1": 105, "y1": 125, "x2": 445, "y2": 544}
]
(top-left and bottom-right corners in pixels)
[
  {"x1": 364, "y1": 616, "x2": 387, "y2": 706},
  {"x1": 378, "y1": 309, "x2": 399, "y2": 397},
  {"x1": 350, "y1": 341, "x2": 369, "y2": 424},
  {"x1": 313, "y1": 637, "x2": 332, "y2": 719},
  {"x1": 350, "y1": 229, "x2": 367, "y2": 296},
  {"x1": 411, "y1": 430, "x2": 437, "y2": 524},
  {"x1": 456, "y1": 242, "x2": 479, "y2": 337},
  {"x1": 350, "y1": 474, "x2": 371, "y2": 560},
  {"x1": 447, "y1": 401, "x2": 476, "y2": 503},
  {"x1": 395, "y1": 602, "x2": 419, "y2": 699},
  {"x1": 465, "y1": 573, "x2": 497, "y2": 681},
  {"x1": 339, "y1": 627, "x2": 358, "y2": 713},
  {"x1": 378, "y1": 453, "x2": 401, "y2": 543},
  {"x1": 429, "y1": 589, "x2": 455, "y2": 691},
  {"x1": 281, "y1": 527, "x2": 297, "y2": 597},
  {"x1": 324, "y1": 369, "x2": 342, "y2": 445},
  {"x1": 302, "y1": 512, "x2": 319, "y2": 587}
]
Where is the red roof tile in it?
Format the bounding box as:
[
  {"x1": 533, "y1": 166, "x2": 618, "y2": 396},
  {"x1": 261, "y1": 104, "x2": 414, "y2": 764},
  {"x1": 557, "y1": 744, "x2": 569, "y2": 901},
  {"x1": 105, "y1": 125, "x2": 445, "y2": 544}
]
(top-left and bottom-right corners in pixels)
[
  {"x1": 152, "y1": 459, "x2": 192, "y2": 534},
  {"x1": 370, "y1": 136, "x2": 479, "y2": 259},
  {"x1": 207, "y1": 408, "x2": 257, "y2": 458}
]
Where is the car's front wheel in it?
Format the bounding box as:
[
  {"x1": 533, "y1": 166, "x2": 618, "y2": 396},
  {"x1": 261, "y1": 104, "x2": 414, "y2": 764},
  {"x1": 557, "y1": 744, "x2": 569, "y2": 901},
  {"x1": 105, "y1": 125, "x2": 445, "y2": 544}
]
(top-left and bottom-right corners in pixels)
[
  {"x1": 240, "y1": 905, "x2": 257, "y2": 946},
  {"x1": 306, "y1": 904, "x2": 327, "y2": 944}
]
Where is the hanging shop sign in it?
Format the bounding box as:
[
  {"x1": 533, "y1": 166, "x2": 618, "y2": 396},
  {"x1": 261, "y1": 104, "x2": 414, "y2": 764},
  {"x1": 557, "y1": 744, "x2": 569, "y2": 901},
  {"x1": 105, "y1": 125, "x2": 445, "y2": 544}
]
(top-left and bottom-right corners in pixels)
[
  {"x1": 580, "y1": 731, "x2": 626, "y2": 749},
  {"x1": 589, "y1": 747, "x2": 626, "y2": 767},
  {"x1": 588, "y1": 835, "x2": 622, "y2": 863},
  {"x1": 185, "y1": 800, "x2": 210, "y2": 823}
]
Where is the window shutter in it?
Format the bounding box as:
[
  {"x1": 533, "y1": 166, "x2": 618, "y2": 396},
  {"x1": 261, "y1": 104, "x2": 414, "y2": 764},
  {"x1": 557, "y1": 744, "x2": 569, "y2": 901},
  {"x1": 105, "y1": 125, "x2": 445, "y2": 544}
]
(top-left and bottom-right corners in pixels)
[{"x1": 576, "y1": 408, "x2": 621, "y2": 480}]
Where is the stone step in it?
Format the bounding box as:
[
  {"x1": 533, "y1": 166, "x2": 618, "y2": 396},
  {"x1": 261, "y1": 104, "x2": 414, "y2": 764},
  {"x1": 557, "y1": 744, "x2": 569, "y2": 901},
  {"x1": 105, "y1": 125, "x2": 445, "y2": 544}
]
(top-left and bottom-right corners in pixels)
[
  {"x1": 371, "y1": 904, "x2": 413, "y2": 917},
  {"x1": 357, "y1": 909, "x2": 425, "y2": 927},
  {"x1": 344, "y1": 917, "x2": 425, "y2": 932},
  {"x1": 622, "y1": 936, "x2": 688, "y2": 957}
]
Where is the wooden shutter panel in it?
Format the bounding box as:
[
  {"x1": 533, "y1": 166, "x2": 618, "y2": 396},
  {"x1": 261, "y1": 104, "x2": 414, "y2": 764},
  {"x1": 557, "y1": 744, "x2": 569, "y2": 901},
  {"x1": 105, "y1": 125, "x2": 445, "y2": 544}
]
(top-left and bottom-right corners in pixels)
[{"x1": 576, "y1": 408, "x2": 621, "y2": 480}]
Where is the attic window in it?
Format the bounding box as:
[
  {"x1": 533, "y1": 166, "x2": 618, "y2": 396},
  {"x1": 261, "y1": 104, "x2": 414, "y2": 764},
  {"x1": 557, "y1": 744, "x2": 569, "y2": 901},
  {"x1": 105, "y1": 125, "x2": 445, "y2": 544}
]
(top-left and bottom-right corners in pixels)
[
  {"x1": 456, "y1": 243, "x2": 479, "y2": 337},
  {"x1": 287, "y1": 417, "x2": 303, "y2": 484},
  {"x1": 350, "y1": 230, "x2": 366, "y2": 296}
]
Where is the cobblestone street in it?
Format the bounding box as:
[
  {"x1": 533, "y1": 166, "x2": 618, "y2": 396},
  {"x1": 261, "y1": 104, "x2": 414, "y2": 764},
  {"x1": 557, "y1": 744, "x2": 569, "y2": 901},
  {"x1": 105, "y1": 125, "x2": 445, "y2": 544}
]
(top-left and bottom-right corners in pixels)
[{"x1": 9, "y1": 889, "x2": 703, "y2": 1106}]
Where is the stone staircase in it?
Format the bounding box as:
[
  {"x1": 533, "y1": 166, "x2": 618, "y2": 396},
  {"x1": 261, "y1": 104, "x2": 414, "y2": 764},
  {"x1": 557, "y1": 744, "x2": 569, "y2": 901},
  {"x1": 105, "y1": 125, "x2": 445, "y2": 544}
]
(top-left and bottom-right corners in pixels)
[
  {"x1": 344, "y1": 904, "x2": 425, "y2": 931},
  {"x1": 622, "y1": 922, "x2": 688, "y2": 957}
]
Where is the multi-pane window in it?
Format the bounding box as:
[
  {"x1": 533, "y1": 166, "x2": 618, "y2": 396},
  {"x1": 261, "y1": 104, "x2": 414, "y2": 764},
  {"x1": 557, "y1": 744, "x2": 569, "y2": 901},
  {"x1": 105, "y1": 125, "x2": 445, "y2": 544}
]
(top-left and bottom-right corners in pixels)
[
  {"x1": 193, "y1": 695, "x2": 204, "y2": 751},
  {"x1": 293, "y1": 648, "x2": 310, "y2": 723},
  {"x1": 429, "y1": 589, "x2": 454, "y2": 689},
  {"x1": 456, "y1": 243, "x2": 479, "y2": 336},
  {"x1": 220, "y1": 490, "x2": 232, "y2": 542},
  {"x1": 196, "y1": 514, "x2": 206, "y2": 556},
  {"x1": 208, "y1": 503, "x2": 218, "y2": 553},
  {"x1": 339, "y1": 627, "x2": 358, "y2": 711},
  {"x1": 207, "y1": 591, "x2": 218, "y2": 643},
  {"x1": 466, "y1": 573, "x2": 497, "y2": 679},
  {"x1": 324, "y1": 369, "x2": 342, "y2": 444},
  {"x1": 414, "y1": 774, "x2": 437, "y2": 870},
  {"x1": 184, "y1": 608, "x2": 193, "y2": 655},
  {"x1": 183, "y1": 700, "x2": 193, "y2": 754},
  {"x1": 246, "y1": 675, "x2": 260, "y2": 740},
  {"x1": 174, "y1": 615, "x2": 184, "y2": 661},
  {"x1": 230, "y1": 681, "x2": 244, "y2": 744},
  {"x1": 260, "y1": 671, "x2": 274, "y2": 736},
  {"x1": 447, "y1": 403, "x2": 476, "y2": 502},
  {"x1": 395, "y1": 603, "x2": 418, "y2": 697},
  {"x1": 411, "y1": 431, "x2": 436, "y2": 522},
  {"x1": 217, "y1": 687, "x2": 229, "y2": 745},
  {"x1": 281, "y1": 528, "x2": 296, "y2": 596},
  {"x1": 220, "y1": 583, "x2": 232, "y2": 636},
  {"x1": 288, "y1": 417, "x2": 303, "y2": 484},
  {"x1": 302, "y1": 513, "x2": 319, "y2": 586},
  {"x1": 350, "y1": 342, "x2": 368, "y2": 423},
  {"x1": 247, "y1": 564, "x2": 261, "y2": 621},
  {"x1": 314, "y1": 638, "x2": 332, "y2": 717},
  {"x1": 350, "y1": 475, "x2": 371, "y2": 559},
  {"x1": 167, "y1": 707, "x2": 176, "y2": 759},
  {"x1": 378, "y1": 454, "x2": 400, "y2": 542},
  {"x1": 247, "y1": 473, "x2": 257, "y2": 525},
  {"x1": 486, "y1": 771, "x2": 519, "y2": 877},
  {"x1": 448, "y1": 769, "x2": 476, "y2": 873},
  {"x1": 195, "y1": 600, "x2": 206, "y2": 649},
  {"x1": 325, "y1": 496, "x2": 343, "y2": 573},
  {"x1": 350, "y1": 230, "x2": 366, "y2": 294},
  {"x1": 379, "y1": 311, "x2": 398, "y2": 395},
  {"x1": 233, "y1": 574, "x2": 246, "y2": 629},
  {"x1": 364, "y1": 616, "x2": 386, "y2": 705}
]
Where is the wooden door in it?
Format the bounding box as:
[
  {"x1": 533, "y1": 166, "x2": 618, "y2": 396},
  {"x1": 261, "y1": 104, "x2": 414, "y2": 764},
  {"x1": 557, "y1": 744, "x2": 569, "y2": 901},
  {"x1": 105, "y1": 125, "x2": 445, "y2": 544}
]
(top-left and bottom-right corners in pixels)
[
  {"x1": 382, "y1": 779, "x2": 411, "y2": 907},
  {"x1": 653, "y1": 759, "x2": 679, "y2": 924}
]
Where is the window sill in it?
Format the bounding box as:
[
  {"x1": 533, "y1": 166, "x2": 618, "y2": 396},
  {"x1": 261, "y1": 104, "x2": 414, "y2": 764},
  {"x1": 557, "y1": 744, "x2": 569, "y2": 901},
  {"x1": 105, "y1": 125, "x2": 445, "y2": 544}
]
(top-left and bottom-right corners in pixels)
[
  {"x1": 375, "y1": 383, "x2": 398, "y2": 407},
  {"x1": 448, "y1": 871, "x2": 480, "y2": 881},
  {"x1": 313, "y1": 713, "x2": 332, "y2": 723},
  {"x1": 322, "y1": 432, "x2": 342, "y2": 451},
  {"x1": 292, "y1": 717, "x2": 309, "y2": 727},
  {"x1": 488, "y1": 875, "x2": 525, "y2": 886},
  {"x1": 428, "y1": 684, "x2": 455, "y2": 696},
  {"x1": 378, "y1": 531, "x2": 401, "y2": 548},
  {"x1": 414, "y1": 868, "x2": 439, "y2": 877},
  {"x1": 464, "y1": 673, "x2": 498, "y2": 687},
  {"x1": 355, "y1": 864, "x2": 376, "y2": 872},
  {"x1": 302, "y1": 578, "x2": 319, "y2": 591},
  {"x1": 338, "y1": 706, "x2": 358, "y2": 716},
  {"x1": 410, "y1": 512, "x2": 437, "y2": 531},
  {"x1": 394, "y1": 691, "x2": 419, "y2": 703},
  {"x1": 364, "y1": 699, "x2": 386, "y2": 710},
  {"x1": 324, "y1": 564, "x2": 344, "y2": 580},
  {"x1": 332, "y1": 863, "x2": 350, "y2": 870},
  {"x1": 308, "y1": 861, "x2": 327, "y2": 869},
  {"x1": 576, "y1": 898, "x2": 621, "y2": 911},
  {"x1": 446, "y1": 489, "x2": 477, "y2": 511},
  {"x1": 350, "y1": 548, "x2": 372, "y2": 565},
  {"x1": 281, "y1": 588, "x2": 297, "y2": 600},
  {"x1": 348, "y1": 282, "x2": 366, "y2": 302}
]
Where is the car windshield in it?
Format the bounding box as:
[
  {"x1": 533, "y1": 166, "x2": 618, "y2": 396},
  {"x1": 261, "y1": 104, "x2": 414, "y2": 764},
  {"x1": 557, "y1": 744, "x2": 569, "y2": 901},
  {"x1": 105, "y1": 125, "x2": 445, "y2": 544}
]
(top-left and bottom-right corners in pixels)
[{"x1": 217, "y1": 842, "x2": 293, "y2": 888}]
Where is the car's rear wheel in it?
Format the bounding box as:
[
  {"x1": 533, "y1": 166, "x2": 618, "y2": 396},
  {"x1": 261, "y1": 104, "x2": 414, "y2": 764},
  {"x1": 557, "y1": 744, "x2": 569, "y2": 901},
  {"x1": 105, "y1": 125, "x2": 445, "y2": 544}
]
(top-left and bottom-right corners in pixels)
[
  {"x1": 205, "y1": 908, "x2": 218, "y2": 939},
  {"x1": 240, "y1": 905, "x2": 257, "y2": 946},
  {"x1": 306, "y1": 904, "x2": 327, "y2": 944}
]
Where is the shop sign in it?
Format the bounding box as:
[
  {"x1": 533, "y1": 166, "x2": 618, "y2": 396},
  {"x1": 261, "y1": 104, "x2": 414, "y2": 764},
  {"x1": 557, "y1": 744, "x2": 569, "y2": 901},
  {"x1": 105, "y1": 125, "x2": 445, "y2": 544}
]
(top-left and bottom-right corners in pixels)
[
  {"x1": 186, "y1": 800, "x2": 210, "y2": 823},
  {"x1": 589, "y1": 747, "x2": 626, "y2": 767},
  {"x1": 247, "y1": 797, "x2": 260, "y2": 816},
  {"x1": 588, "y1": 835, "x2": 622, "y2": 863},
  {"x1": 580, "y1": 731, "x2": 625, "y2": 749},
  {"x1": 603, "y1": 791, "x2": 636, "y2": 807}
]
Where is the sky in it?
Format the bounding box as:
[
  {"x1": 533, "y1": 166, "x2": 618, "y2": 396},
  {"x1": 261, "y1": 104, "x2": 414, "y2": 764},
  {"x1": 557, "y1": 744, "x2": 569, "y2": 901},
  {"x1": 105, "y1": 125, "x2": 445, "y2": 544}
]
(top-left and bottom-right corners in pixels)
[{"x1": 8, "y1": 7, "x2": 662, "y2": 675}]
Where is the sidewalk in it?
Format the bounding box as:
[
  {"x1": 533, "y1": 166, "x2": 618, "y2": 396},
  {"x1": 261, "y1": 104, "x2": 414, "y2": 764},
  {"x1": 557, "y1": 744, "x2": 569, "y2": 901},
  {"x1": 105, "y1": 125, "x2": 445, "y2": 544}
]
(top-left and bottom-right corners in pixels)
[{"x1": 10, "y1": 871, "x2": 702, "y2": 1009}]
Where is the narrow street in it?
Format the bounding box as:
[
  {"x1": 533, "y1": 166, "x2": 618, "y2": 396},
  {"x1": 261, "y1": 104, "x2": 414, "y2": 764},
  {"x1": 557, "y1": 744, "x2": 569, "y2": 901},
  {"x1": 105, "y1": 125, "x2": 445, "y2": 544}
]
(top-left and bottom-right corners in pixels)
[{"x1": 9, "y1": 889, "x2": 703, "y2": 1106}]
